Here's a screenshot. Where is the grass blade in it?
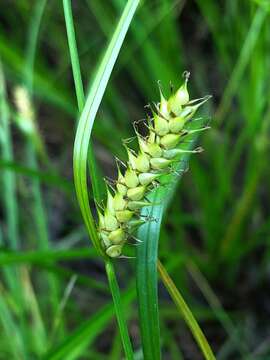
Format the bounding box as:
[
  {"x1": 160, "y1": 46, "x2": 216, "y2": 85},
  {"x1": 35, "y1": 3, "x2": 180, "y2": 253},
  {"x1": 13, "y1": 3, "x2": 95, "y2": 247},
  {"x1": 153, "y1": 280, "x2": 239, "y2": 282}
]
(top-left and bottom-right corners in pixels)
[
  {"x1": 105, "y1": 261, "x2": 134, "y2": 360},
  {"x1": 73, "y1": 0, "x2": 140, "y2": 254},
  {"x1": 158, "y1": 260, "x2": 216, "y2": 360},
  {"x1": 0, "y1": 61, "x2": 19, "y2": 249},
  {"x1": 215, "y1": 6, "x2": 267, "y2": 123},
  {"x1": 136, "y1": 116, "x2": 213, "y2": 359},
  {"x1": 63, "y1": 0, "x2": 103, "y2": 202},
  {"x1": 0, "y1": 248, "x2": 96, "y2": 266},
  {"x1": 63, "y1": 0, "x2": 85, "y2": 112},
  {"x1": 136, "y1": 188, "x2": 163, "y2": 360}
]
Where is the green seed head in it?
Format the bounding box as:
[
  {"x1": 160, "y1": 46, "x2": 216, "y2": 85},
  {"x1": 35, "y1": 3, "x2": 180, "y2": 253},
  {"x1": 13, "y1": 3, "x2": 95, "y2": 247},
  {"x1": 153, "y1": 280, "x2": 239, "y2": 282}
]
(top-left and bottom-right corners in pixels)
[{"x1": 97, "y1": 75, "x2": 211, "y2": 258}]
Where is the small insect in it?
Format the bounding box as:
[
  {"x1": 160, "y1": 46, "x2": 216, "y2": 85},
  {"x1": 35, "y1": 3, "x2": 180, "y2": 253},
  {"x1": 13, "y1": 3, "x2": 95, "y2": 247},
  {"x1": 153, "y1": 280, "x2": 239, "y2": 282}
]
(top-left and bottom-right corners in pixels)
[{"x1": 97, "y1": 72, "x2": 211, "y2": 258}]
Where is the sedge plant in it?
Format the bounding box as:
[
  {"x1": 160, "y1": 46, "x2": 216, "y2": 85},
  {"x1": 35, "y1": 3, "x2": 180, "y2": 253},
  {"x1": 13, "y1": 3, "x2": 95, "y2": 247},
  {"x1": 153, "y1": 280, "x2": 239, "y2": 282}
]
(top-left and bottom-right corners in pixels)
[{"x1": 66, "y1": 0, "x2": 216, "y2": 357}]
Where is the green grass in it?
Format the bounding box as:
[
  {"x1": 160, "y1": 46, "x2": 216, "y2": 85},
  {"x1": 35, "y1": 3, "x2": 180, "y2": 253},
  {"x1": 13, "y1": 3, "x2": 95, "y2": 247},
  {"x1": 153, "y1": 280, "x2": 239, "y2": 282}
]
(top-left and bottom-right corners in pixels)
[{"x1": 0, "y1": 0, "x2": 269, "y2": 358}]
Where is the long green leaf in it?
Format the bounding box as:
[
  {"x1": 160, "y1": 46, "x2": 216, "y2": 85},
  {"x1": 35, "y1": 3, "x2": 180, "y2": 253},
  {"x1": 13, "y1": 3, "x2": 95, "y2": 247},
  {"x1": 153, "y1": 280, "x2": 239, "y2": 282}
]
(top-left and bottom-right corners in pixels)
[
  {"x1": 136, "y1": 188, "x2": 163, "y2": 359},
  {"x1": 136, "y1": 116, "x2": 213, "y2": 359},
  {"x1": 73, "y1": 0, "x2": 140, "y2": 256},
  {"x1": 63, "y1": 0, "x2": 85, "y2": 113},
  {"x1": 158, "y1": 260, "x2": 216, "y2": 360},
  {"x1": 63, "y1": 0, "x2": 103, "y2": 202},
  {"x1": 105, "y1": 261, "x2": 134, "y2": 360},
  {"x1": 0, "y1": 248, "x2": 96, "y2": 266}
]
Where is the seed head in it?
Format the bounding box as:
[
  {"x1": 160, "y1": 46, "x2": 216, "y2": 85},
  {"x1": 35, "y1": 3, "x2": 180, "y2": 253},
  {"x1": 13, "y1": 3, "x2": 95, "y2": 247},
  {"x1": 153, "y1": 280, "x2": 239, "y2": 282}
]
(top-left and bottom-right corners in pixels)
[{"x1": 97, "y1": 73, "x2": 211, "y2": 258}]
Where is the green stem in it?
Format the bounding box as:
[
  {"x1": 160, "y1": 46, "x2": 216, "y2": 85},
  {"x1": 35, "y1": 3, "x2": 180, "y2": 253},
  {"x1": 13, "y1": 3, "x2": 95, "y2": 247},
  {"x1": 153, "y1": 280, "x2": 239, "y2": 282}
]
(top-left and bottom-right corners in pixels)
[
  {"x1": 63, "y1": 0, "x2": 103, "y2": 202},
  {"x1": 105, "y1": 261, "x2": 134, "y2": 360},
  {"x1": 0, "y1": 62, "x2": 19, "y2": 250},
  {"x1": 158, "y1": 259, "x2": 216, "y2": 360},
  {"x1": 63, "y1": 0, "x2": 84, "y2": 112}
]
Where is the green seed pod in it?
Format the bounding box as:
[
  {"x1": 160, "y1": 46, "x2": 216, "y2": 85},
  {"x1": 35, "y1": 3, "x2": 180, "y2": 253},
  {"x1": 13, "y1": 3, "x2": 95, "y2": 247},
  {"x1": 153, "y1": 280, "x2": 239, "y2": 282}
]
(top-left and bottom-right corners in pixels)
[
  {"x1": 128, "y1": 200, "x2": 152, "y2": 211},
  {"x1": 168, "y1": 76, "x2": 189, "y2": 115},
  {"x1": 150, "y1": 157, "x2": 172, "y2": 170},
  {"x1": 113, "y1": 192, "x2": 127, "y2": 211},
  {"x1": 180, "y1": 95, "x2": 211, "y2": 122},
  {"x1": 159, "y1": 90, "x2": 170, "y2": 119},
  {"x1": 106, "y1": 188, "x2": 115, "y2": 215},
  {"x1": 125, "y1": 168, "x2": 139, "y2": 188},
  {"x1": 147, "y1": 142, "x2": 163, "y2": 157},
  {"x1": 138, "y1": 135, "x2": 149, "y2": 154},
  {"x1": 100, "y1": 231, "x2": 111, "y2": 248},
  {"x1": 127, "y1": 186, "x2": 146, "y2": 201},
  {"x1": 163, "y1": 147, "x2": 204, "y2": 159},
  {"x1": 108, "y1": 228, "x2": 126, "y2": 244},
  {"x1": 97, "y1": 208, "x2": 105, "y2": 229},
  {"x1": 153, "y1": 112, "x2": 169, "y2": 136},
  {"x1": 135, "y1": 152, "x2": 150, "y2": 173},
  {"x1": 148, "y1": 129, "x2": 156, "y2": 144},
  {"x1": 117, "y1": 182, "x2": 127, "y2": 196},
  {"x1": 106, "y1": 244, "x2": 123, "y2": 258},
  {"x1": 155, "y1": 135, "x2": 161, "y2": 145},
  {"x1": 104, "y1": 212, "x2": 119, "y2": 231},
  {"x1": 115, "y1": 209, "x2": 134, "y2": 223},
  {"x1": 126, "y1": 147, "x2": 137, "y2": 170},
  {"x1": 160, "y1": 133, "x2": 181, "y2": 150},
  {"x1": 128, "y1": 218, "x2": 147, "y2": 230},
  {"x1": 116, "y1": 167, "x2": 127, "y2": 196},
  {"x1": 138, "y1": 172, "x2": 160, "y2": 186},
  {"x1": 168, "y1": 116, "x2": 185, "y2": 133}
]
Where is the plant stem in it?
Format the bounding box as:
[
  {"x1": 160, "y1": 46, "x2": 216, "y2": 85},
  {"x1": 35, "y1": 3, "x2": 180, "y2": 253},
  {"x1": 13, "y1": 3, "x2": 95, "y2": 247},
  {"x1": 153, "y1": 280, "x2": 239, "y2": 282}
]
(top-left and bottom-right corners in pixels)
[
  {"x1": 157, "y1": 259, "x2": 216, "y2": 360},
  {"x1": 0, "y1": 62, "x2": 19, "y2": 250},
  {"x1": 105, "y1": 261, "x2": 134, "y2": 360},
  {"x1": 63, "y1": 0, "x2": 103, "y2": 202}
]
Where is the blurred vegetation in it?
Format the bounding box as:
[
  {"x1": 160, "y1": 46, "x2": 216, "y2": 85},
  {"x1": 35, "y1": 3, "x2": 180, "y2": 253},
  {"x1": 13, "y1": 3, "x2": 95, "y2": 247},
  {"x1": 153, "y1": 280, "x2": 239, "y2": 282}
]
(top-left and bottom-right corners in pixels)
[{"x1": 0, "y1": 0, "x2": 270, "y2": 359}]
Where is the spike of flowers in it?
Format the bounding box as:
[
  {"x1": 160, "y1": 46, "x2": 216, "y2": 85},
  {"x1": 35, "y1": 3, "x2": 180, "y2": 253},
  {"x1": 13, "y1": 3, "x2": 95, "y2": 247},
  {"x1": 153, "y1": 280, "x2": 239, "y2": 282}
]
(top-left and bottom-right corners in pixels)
[{"x1": 97, "y1": 73, "x2": 211, "y2": 257}]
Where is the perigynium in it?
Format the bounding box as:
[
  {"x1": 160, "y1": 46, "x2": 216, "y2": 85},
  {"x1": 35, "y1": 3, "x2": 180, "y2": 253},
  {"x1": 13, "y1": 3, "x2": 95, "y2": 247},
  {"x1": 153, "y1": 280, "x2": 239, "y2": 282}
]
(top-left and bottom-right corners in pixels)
[{"x1": 97, "y1": 72, "x2": 211, "y2": 258}]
